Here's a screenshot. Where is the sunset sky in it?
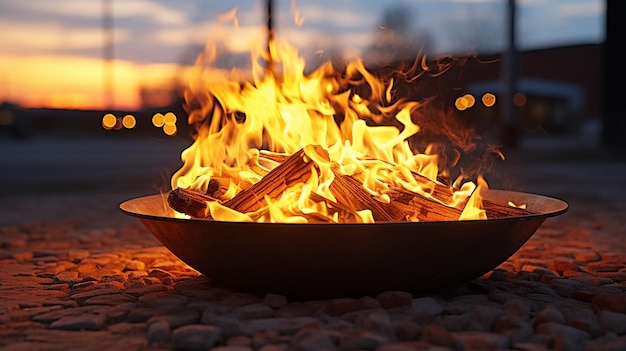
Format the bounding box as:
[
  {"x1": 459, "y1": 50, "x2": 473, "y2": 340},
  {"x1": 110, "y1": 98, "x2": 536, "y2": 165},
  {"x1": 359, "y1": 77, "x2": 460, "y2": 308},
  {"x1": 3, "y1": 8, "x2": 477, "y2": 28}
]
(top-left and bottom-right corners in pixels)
[{"x1": 0, "y1": 0, "x2": 605, "y2": 111}]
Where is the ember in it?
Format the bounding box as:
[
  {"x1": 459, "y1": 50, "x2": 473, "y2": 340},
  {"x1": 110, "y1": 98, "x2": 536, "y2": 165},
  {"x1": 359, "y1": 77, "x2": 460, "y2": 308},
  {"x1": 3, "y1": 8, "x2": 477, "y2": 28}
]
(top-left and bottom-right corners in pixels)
[{"x1": 165, "y1": 34, "x2": 531, "y2": 223}]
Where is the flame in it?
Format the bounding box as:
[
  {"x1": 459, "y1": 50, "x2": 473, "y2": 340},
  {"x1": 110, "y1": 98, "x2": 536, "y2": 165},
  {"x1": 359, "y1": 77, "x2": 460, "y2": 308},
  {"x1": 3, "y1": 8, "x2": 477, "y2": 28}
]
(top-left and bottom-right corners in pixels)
[{"x1": 170, "y1": 29, "x2": 491, "y2": 223}]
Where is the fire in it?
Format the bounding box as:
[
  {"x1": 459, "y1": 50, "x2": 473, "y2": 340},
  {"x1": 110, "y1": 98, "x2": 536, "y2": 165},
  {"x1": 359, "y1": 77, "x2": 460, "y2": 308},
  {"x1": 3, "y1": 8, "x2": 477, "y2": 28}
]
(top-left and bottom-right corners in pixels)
[{"x1": 169, "y1": 30, "x2": 492, "y2": 223}]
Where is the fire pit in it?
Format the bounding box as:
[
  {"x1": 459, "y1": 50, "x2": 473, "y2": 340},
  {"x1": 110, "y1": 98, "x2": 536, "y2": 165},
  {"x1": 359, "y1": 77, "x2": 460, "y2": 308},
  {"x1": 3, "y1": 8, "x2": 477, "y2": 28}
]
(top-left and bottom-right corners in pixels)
[
  {"x1": 118, "y1": 25, "x2": 568, "y2": 298},
  {"x1": 120, "y1": 190, "x2": 566, "y2": 299}
]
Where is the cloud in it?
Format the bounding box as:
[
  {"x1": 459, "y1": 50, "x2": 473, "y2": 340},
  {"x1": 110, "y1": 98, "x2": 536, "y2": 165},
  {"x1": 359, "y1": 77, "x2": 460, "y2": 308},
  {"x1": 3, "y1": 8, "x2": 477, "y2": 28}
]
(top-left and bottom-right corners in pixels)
[
  {"x1": 0, "y1": 20, "x2": 129, "y2": 54},
  {"x1": 12, "y1": 0, "x2": 188, "y2": 26}
]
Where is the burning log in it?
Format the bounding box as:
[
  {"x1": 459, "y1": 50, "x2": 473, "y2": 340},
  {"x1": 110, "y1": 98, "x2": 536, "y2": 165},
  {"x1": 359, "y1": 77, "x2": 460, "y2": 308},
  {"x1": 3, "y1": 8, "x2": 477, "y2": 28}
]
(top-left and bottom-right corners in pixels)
[
  {"x1": 167, "y1": 188, "x2": 217, "y2": 218},
  {"x1": 387, "y1": 187, "x2": 464, "y2": 221},
  {"x1": 222, "y1": 145, "x2": 328, "y2": 214},
  {"x1": 167, "y1": 144, "x2": 536, "y2": 222},
  {"x1": 329, "y1": 170, "x2": 406, "y2": 222},
  {"x1": 483, "y1": 200, "x2": 536, "y2": 218}
]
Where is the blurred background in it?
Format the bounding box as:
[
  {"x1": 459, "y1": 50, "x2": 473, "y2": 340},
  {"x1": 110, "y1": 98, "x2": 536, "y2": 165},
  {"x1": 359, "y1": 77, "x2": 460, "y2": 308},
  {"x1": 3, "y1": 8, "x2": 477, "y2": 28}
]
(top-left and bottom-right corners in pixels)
[{"x1": 0, "y1": 0, "x2": 623, "y2": 211}]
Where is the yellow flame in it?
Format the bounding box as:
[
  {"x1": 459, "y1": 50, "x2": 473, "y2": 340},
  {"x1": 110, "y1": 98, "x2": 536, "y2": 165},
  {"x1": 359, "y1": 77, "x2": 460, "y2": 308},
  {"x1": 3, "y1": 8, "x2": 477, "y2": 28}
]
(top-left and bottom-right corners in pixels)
[{"x1": 171, "y1": 36, "x2": 487, "y2": 223}]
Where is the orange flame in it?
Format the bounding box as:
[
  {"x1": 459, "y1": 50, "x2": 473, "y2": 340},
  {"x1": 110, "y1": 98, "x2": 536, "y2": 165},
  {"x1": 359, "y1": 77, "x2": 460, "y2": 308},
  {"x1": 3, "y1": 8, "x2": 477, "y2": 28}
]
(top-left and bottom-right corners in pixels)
[{"x1": 170, "y1": 30, "x2": 490, "y2": 223}]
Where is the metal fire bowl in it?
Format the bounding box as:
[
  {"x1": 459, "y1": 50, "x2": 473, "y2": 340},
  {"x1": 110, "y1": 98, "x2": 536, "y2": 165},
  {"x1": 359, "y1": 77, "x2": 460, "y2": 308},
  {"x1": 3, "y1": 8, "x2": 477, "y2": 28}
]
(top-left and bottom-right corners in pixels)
[{"x1": 120, "y1": 190, "x2": 567, "y2": 299}]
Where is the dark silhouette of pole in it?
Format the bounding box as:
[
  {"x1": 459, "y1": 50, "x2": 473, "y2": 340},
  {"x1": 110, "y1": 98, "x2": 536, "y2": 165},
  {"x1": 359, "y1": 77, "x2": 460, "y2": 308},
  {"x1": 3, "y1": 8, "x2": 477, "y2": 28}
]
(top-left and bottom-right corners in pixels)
[
  {"x1": 602, "y1": 0, "x2": 626, "y2": 149},
  {"x1": 266, "y1": 0, "x2": 275, "y2": 77},
  {"x1": 103, "y1": 0, "x2": 114, "y2": 110},
  {"x1": 502, "y1": 0, "x2": 519, "y2": 149}
]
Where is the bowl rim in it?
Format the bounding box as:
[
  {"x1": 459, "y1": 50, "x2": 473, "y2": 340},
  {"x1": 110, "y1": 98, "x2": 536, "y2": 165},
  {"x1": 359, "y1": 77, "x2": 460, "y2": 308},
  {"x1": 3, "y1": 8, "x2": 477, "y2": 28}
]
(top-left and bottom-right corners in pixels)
[{"x1": 119, "y1": 189, "x2": 568, "y2": 227}]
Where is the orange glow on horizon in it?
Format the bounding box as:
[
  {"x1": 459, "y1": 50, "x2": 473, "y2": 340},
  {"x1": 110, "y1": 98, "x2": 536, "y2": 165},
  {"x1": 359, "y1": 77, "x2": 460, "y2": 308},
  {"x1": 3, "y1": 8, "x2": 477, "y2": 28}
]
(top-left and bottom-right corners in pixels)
[{"x1": 0, "y1": 54, "x2": 188, "y2": 111}]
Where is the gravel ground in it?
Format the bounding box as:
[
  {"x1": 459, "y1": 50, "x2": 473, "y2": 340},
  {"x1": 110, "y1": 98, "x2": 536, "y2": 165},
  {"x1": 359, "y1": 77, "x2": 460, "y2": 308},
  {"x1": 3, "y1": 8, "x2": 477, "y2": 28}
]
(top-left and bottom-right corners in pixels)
[{"x1": 1, "y1": 135, "x2": 625, "y2": 351}]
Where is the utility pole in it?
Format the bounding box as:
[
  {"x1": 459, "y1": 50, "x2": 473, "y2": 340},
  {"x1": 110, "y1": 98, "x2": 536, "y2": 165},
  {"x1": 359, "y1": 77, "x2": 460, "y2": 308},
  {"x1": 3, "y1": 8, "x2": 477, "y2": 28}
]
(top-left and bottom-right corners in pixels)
[
  {"x1": 266, "y1": 0, "x2": 275, "y2": 77},
  {"x1": 602, "y1": 0, "x2": 626, "y2": 149},
  {"x1": 103, "y1": 0, "x2": 114, "y2": 110},
  {"x1": 502, "y1": 0, "x2": 519, "y2": 149}
]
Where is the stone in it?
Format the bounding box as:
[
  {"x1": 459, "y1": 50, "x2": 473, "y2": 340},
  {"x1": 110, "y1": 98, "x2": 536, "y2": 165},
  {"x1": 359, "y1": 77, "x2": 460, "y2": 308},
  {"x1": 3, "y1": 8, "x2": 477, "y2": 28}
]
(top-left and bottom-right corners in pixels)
[
  {"x1": 492, "y1": 315, "x2": 533, "y2": 345},
  {"x1": 536, "y1": 322, "x2": 591, "y2": 351},
  {"x1": 421, "y1": 324, "x2": 455, "y2": 348},
  {"x1": 82, "y1": 293, "x2": 135, "y2": 306},
  {"x1": 210, "y1": 347, "x2": 254, "y2": 351},
  {"x1": 232, "y1": 303, "x2": 276, "y2": 319},
  {"x1": 277, "y1": 303, "x2": 317, "y2": 318},
  {"x1": 202, "y1": 313, "x2": 245, "y2": 337},
  {"x1": 247, "y1": 317, "x2": 319, "y2": 335},
  {"x1": 376, "y1": 291, "x2": 413, "y2": 309},
  {"x1": 147, "y1": 318, "x2": 171, "y2": 345},
  {"x1": 151, "y1": 309, "x2": 200, "y2": 329},
  {"x1": 339, "y1": 330, "x2": 390, "y2": 350},
  {"x1": 50, "y1": 313, "x2": 106, "y2": 331},
  {"x1": 467, "y1": 305, "x2": 504, "y2": 331},
  {"x1": 451, "y1": 331, "x2": 510, "y2": 350},
  {"x1": 377, "y1": 341, "x2": 451, "y2": 351},
  {"x1": 171, "y1": 324, "x2": 221, "y2": 350},
  {"x1": 502, "y1": 299, "x2": 531, "y2": 318},
  {"x1": 360, "y1": 310, "x2": 395, "y2": 341},
  {"x1": 533, "y1": 306, "x2": 565, "y2": 325},
  {"x1": 70, "y1": 288, "x2": 122, "y2": 305},
  {"x1": 108, "y1": 322, "x2": 147, "y2": 334},
  {"x1": 226, "y1": 335, "x2": 252, "y2": 347},
  {"x1": 290, "y1": 329, "x2": 338, "y2": 351},
  {"x1": 411, "y1": 297, "x2": 443, "y2": 316},
  {"x1": 597, "y1": 310, "x2": 626, "y2": 335},
  {"x1": 322, "y1": 298, "x2": 367, "y2": 316},
  {"x1": 591, "y1": 293, "x2": 626, "y2": 314},
  {"x1": 263, "y1": 293, "x2": 288, "y2": 309},
  {"x1": 124, "y1": 259, "x2": 146, "y2": 271}
]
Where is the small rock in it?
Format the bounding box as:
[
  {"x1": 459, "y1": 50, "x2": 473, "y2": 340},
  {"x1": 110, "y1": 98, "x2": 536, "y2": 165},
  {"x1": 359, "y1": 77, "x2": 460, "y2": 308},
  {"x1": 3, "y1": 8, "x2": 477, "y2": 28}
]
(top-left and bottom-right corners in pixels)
[
  {"x1": 247, "y1": 317, "x2": 318, "y2": 335},
  {"x1": 376, "y1": 291, "x2": 413, "y2": 309},
  {"x1": 411, "y1": 297, "x2": 442, "y2": 316},
  {"x1": 124, "y1": 259, "x2": 146, "y2": 271},
  {"x1": 291, "y1": 329, "x2": 338, "y2": 351},
  {"x1": 339, "y1": 330, "x2": 390, "y2": 350},
  {"x1": 147, "y1": 318, "x2": 171, "y2": 345},
  {"x1": 151, "y1": 309, "x2": 200, "y2": 329},
  {"x1": 226, "y1": 335, "x2": 252, "y2": 347},
  {"x1": 533, "y1": 306, "x2": 565, "y2": 326},
  {"x1": 591, "y1": 293, "x2": 626, "y2": 314},
  {"x1": 536, "y1": 322, "x2": 591, "y2": 351},
  {"x1": 451, "y1": 331, "x2": 510, "y2": 350},
  {"x1": 322, "y1": 298, "x2": 366, "y2": 316},
  {"x1": 202, "y1": 313, "x2": 245, "y2": 337},
  {"x1": 597, "y1": 310, "x2": 626, "y2": 335},
  {"x1": 502, "y1": 299, "x2": 530, "y2": 318},
  {"x1": 171, "y1": 324, "x2": 220, "y2": 350},
  {"x1": 50, "y1": 313, "x2": 106, "y2": 331},
  {"x1": 421, "y1": 323, "x2": 455, "y2": 348},
  {"x1": 361, "y1": 310, "x2": 395, "y2": 341},
  {"x1": 263, "y1": 294, "x2": 288, "y2": 309},
  {"x1": 468, "y1": 305, "x2": 504, "y2": 331},
  {"x1": 233, "y1": 303, "x2": 276, "y2": 319}
]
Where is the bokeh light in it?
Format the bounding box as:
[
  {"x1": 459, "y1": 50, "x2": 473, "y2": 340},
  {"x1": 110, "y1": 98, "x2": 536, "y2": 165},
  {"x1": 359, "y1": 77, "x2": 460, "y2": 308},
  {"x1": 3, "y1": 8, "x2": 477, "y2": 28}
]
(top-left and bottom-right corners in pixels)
[
  {"x1": 462, "y1": 94, "x2": 475, "y2": 108},
  {"x1": 122, "y1": 114, "x2": 136, "y2": 129},
  {"x1": 152, "y1": 113, "x2": 165, "y2": 127},
  {"x1": 163, "y1": 123, "x2": 177, "y2": 136},
  {"x1": 482, "y1": 93, "x2": 496, "y2": 107},
  {"x1": 164, "y1": 112, "x2": 177, "y2": 125},
  {"x1": 102, "y1": 113, "x2": 116, "y2": 130},
  {"x1": 455, "y1": 97, "x2": 468, "y2": 111},
  {"x1": 513, "y1": 92, "x2": 527, "y2": 107}
]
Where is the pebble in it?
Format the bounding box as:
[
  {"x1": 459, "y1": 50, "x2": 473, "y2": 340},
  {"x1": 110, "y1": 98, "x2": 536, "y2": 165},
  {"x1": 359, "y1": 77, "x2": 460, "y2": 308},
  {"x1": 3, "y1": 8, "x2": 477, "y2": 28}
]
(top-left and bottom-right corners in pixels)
[
  {"x1": 49, "y1": 313, "x2": 106, "y2": 331},
  {"x1": 171, "y1": 324, "x2": 221, "y2": 350}
]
